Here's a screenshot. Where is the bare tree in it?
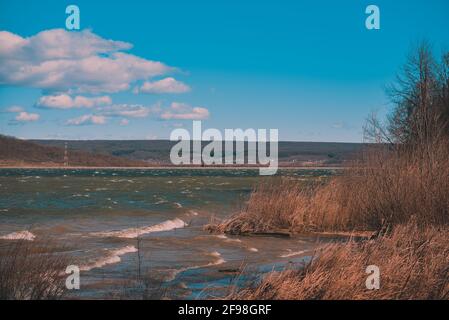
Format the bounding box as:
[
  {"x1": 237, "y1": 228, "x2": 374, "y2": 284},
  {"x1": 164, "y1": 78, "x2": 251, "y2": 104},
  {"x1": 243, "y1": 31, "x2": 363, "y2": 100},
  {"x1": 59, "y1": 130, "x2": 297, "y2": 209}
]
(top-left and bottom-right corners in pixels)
[
  {"x1": 363, "y1": 111, "x2": 393, "y2": 144},
  {"x1": 386, "y1": 42, "x2": 449, "y2": 147}
]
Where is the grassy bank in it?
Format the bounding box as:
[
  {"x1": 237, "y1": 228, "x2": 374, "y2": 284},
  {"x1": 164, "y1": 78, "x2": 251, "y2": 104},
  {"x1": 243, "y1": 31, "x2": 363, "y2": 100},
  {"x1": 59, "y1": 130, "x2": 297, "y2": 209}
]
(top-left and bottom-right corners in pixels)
[
  {"x1": 206, "y1": 140, "x2": 449, "y2": 235},
  {"x1": 232, "y1": 222, "x2": 449, "y2": 300},
  {"x1": 207, "y1": 141, "x2": 448, "y2": 300},
  {"x1": 209, "y1": 43, "x2": 449, "y2": 300}
]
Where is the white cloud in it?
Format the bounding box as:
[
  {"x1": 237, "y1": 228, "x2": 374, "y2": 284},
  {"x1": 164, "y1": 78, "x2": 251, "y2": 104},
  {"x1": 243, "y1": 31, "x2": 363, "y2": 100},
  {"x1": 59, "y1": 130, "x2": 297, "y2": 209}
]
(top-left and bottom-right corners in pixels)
[
  {"x1": 0, "y1": 29, "x2": 174, "y2": 94},
  {"x1": 37, "y1": 94, "x2": 112, "y2": 109},
  {"x1": 137, "y1": 77, "x2": 190, "y2": 94},
  {"x1": 94, "y1": 102, "x2": 209, "y2": 121},
  {"x1": 66, "y1": 114, "x2": 106, "y2": 126},
  {"x1": 4, "y1": 106, "x2": 40, "y2": 123},
  {"x1": 15, "y1": 112, "x2": 40, "y2": 122},
  {"x1": 100, "y1": 104, "x2": 151, "y2": 118},
  {"x1": 159, "y1": 102, "x2": 209, "y2": 120},
  {"x1": 0, "y1": 29, "x2": 130, "y2": 60}
]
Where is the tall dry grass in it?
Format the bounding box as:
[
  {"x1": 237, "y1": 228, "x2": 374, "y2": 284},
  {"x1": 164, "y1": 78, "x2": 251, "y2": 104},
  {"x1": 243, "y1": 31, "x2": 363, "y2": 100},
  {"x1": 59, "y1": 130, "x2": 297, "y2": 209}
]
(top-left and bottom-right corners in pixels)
[
  {"x1": 233, "y1": 221, "x2": 449, "y2": 300},
  {"x1": 208, "y1": 139, "x2": 449, "y2": 234},
  {"x1": 0, "y1": 240, "x2": 69, "y2": 300}
]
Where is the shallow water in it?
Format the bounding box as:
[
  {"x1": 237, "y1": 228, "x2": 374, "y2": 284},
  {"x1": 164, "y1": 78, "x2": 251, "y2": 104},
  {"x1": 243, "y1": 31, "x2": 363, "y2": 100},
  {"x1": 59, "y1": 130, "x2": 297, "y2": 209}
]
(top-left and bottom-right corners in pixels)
[{"x1": 0, "y1": 168, "x2": 336, "y2": 299}]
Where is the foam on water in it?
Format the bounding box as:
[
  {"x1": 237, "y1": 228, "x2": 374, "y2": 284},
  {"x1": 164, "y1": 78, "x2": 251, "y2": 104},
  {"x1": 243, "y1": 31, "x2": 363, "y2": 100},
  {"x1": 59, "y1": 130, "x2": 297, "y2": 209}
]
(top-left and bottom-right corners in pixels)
[
  {"x1": 174, "y1": 202, "x2": 183, "y2": 208},
  {"x1": 215, "y1": 234, "x2": 241, "y2": 243},
  {"x1": 280, "y1": 250, "x2": 307, "y2": 258},
  {"x1": 92, "y1": 218, "x2": 187, "y2": 239},
  {"x1": 80, "y1": 245, "x2": 137, "y2": 271},
  {"x1": 209, "y1": 251, "x2": 225, "y2": 264},
  {"x1": 0, "y1": 230, "x2": 36, "y2": 241},
  {"x1": 165, "y1": 251, "x2": 226, "y2": 282}
]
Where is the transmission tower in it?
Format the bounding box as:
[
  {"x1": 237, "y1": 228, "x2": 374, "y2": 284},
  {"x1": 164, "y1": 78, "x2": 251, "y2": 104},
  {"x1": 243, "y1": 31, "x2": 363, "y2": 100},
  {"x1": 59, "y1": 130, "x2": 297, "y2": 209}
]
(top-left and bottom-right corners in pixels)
[{"x1": 64, "y1": 142, "x2": 69, "y2": 167}]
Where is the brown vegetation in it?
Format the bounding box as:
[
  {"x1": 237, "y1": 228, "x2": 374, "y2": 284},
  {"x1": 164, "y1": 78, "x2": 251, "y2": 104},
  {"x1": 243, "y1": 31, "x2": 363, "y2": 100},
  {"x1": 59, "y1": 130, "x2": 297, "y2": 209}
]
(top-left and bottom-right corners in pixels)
[
  {"x1": 207, "y1": 138, "x2": 449, "y2": 235},
  {"x1": 207, "y1": 43, "x2": 449, "y2": 236},
  {"x1": 233, "y1": 222, "x2": 449, "y2": 300},
  {"x1": 210, "y1": 43, "x2": 449, "y2": 300},
  {"x1": 0, "y1": 240, "x2": 69, "y2": 300}
]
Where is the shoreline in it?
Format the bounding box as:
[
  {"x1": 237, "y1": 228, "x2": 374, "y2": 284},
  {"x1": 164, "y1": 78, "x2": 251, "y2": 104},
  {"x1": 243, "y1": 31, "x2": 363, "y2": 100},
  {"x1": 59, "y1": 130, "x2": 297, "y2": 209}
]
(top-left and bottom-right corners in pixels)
[{"x1": 0, "y1": 165, "x2": 346, "y2": 170}]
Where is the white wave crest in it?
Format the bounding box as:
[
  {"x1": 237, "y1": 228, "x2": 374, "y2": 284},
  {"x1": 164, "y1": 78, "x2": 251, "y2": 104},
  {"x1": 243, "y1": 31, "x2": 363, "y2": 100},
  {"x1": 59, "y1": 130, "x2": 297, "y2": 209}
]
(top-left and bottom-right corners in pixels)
[
  {"x1": 280, "y1": 250, "x2": 307, "y2": 258},
  {"x1": 215, "y1": 234, "x2": 241, "y2": 243},
  {"x1": 165, "y1": 251, "x2": 226, "y2": 282},
  {"x1": 92, "y1": 218, "x2": 186, "y2": 239},
  {"x1": 80, "y1": 245, "x2": 137, "y2": 271},
  {"x1": 208, "y1": 251, "x2": 226, "y2": 265},
  {"x1": 0, "y1": 230, "x2": 36, "y2": 241}
]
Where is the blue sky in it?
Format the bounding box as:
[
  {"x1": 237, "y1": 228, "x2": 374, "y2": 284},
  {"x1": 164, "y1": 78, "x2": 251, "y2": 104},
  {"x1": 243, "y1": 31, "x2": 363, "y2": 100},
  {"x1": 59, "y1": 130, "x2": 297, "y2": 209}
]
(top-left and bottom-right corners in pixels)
[{"x1": 0, "y1": 0, "x2": 448, "y2": 142}]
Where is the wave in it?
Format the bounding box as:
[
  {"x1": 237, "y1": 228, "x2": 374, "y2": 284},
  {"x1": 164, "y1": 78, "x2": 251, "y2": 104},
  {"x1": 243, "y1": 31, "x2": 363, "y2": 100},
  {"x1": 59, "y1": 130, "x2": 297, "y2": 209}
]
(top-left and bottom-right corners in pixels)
[
  {"x1": 215, "y1": 234, "x2": 260, "y2": 253},
  {"x1": 92, "y1": 218, "x2": 187, "y2": 239},
  {"x1": 208, "y1": 251, "x2": 226, "y2": 265},
  {"x1": 0, "y1": 230, "x2": 36, "y2": 241},
  {"x1": 165, "y1": 251, "x2": 226, "y2": 282},
  {"x1": 215, "y1": 234, "x2": 241, "y2": 243},
  {"x1": 280, "y1": 250, "x2": 307, "y2": 258},
  {"x1": 80, "y1": 245, "x2": 137, "y2": 271}
]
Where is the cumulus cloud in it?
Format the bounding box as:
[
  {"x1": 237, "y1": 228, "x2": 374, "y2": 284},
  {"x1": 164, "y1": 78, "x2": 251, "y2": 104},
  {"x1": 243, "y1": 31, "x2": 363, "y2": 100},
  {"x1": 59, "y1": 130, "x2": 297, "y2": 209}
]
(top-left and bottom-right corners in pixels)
[
  {"x1": 36, "y1": 94, "x2": 112, "y2": 109},
  {"x1": 15, "y1": 112, "x2": 40, "y2": 122},
  {"x1": 100, "y1": 104, "x2": 151, "y2": 118},
  {"x1": 136, "y1": 77, "x2": 190, "y2": 94},
  {"x1": 0, "y1": 29, "x2": 174, "y2": 94},
  {"x1": 93, "y1": 101, "x2": 209, "y2": 121},
  {"x1": 66, "y1": 114, "x2": 106, "y2": 126},
  {"x1": 4, "y1": 106, "x2": 40, "y2": 123},
  {"x1": 159, "y1": 102, "x2": 209, "y2": 120}
]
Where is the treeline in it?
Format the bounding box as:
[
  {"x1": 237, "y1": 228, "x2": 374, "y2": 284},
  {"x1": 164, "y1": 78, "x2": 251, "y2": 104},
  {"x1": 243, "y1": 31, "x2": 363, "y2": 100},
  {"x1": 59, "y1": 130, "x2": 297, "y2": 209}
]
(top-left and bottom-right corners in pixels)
[{"x1": 33, "y1": 139, "x2": 363, "y2": 166}]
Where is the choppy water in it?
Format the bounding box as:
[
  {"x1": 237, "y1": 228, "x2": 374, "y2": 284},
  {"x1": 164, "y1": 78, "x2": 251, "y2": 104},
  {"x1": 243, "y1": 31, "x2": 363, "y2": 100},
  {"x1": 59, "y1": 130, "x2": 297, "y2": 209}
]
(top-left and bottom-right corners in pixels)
[{"x1": 0, "y1": 168, "x2": 337, "y2": 299}]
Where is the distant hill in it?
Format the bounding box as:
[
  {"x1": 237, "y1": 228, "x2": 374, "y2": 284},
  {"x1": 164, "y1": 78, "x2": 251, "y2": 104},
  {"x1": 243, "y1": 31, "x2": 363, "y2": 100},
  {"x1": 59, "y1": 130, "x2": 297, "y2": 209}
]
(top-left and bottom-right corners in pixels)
[
  {"x1": 0, "y1": 135, "x2": 364, "y2": 167},
  {"x1": 0, "y1": 135, "x2": 148, "y2": 167},
  {"x1": 32, "y1": 139, "x2": 364, "y2": 166}
]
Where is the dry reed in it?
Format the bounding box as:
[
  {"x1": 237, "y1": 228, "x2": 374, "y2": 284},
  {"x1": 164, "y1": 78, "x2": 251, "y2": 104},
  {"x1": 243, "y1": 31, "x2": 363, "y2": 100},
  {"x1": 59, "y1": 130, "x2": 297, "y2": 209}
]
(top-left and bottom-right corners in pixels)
[
  {"x1": 207, "y1": 139, "x2": 449, "y2": 235},
  {"x1": 0, "y1": 240, "x2": 70, "y2": 300},
  {"x1": 233, "y1": 221, "x2": 449, "y2": 300}
]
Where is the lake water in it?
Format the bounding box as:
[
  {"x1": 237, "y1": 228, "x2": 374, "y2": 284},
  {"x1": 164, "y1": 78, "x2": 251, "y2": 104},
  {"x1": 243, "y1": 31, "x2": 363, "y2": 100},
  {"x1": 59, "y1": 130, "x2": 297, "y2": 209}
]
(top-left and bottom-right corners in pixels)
[{"x1": 0, "y1": 168, "x2": 337, "y2": 299}]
